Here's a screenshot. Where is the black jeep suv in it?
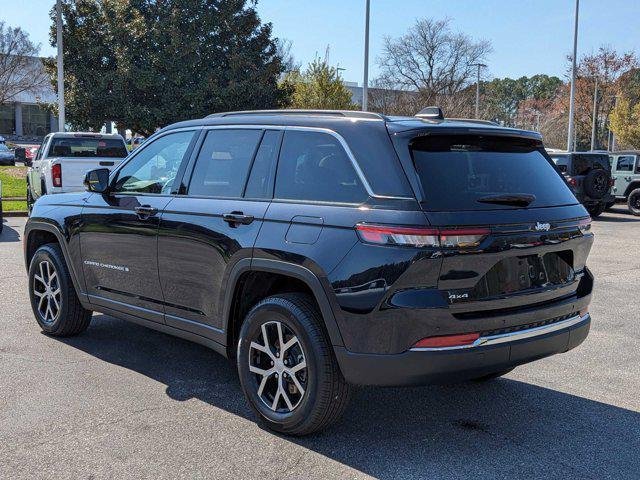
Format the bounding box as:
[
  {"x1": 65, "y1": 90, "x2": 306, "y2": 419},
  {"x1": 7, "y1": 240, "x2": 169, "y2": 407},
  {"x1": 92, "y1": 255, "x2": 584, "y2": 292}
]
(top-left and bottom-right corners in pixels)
[
  {"x1": 24, "y1": 110, "x2": 594, "y2": 435},
  {"x1": 547, "y1": 151, "x2": 614, "y2": 217}
]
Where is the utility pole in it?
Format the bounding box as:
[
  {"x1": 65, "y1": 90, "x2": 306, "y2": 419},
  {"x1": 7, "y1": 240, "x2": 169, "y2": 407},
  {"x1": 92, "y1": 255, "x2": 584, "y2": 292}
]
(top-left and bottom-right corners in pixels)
[
  {"x1": 590, "y1": 77, "x2": 598, "y2": 151},
  {"x1": 470, "y1": 63, "x2": 487, "y2": 118},
  {"x1": 567, "y1": 0, "x2": 579, "y2": 151},
  {"x1": 362, "y1": 0, "x2": 370, "y2": 111},
  {"x1": 56, "y1": 0, "x2": 65, "y2": 132}
]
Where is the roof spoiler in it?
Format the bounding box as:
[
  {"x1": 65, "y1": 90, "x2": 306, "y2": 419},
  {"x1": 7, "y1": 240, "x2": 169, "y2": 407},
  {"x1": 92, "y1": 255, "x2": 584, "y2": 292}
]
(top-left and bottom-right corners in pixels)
[{"x1": 415, "y1": 106, "x2": 444, "y2": 121}]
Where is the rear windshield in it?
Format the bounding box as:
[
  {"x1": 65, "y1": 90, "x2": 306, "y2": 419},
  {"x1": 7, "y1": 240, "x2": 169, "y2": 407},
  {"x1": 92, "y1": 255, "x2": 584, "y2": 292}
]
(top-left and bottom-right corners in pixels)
[
  {"x1": 47, "y1": 137, "x2": 128, "y2": 158},
  {"x1": 410, "y1": 135, "x2": 578, "y2": 211}
]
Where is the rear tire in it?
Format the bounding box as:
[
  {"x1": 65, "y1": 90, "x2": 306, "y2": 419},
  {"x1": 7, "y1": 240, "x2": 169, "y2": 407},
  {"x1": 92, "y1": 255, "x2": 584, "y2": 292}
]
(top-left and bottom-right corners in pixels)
[
  {"x1": 237, "y1": 293, "x2": 351, "y2": 436},
  {"x1": 628, "y1": 188, "x2": 640, "y2": 216},
  {"x1": 587, "y1": 203, "x2": 606, "y2": 218},
  {"x1": 28, "y1": 243, "x2": 92, "y2": 336}
]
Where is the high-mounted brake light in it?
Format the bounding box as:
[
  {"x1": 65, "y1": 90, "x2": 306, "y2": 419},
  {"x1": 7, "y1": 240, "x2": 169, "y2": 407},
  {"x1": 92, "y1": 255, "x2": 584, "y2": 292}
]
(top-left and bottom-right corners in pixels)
[
  {"x1": 355, "y1": 224, "x2": 489, "y2": 248},
  {"x1": 413, "y1": 332, "x2": 480, "y2": 349},
  {"x1": 52, "y1": 163, "x2": 62, "y2": 187}
]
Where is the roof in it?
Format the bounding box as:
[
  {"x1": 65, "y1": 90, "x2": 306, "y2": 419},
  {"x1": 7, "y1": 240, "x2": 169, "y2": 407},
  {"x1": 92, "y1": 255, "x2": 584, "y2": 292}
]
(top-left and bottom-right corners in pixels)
[
  {"x1": 163, "y1": 109, "x2": 542, "y2": 140},
  {"x1": 50, "y1": 132, "x2": 125, "y2": 139}
]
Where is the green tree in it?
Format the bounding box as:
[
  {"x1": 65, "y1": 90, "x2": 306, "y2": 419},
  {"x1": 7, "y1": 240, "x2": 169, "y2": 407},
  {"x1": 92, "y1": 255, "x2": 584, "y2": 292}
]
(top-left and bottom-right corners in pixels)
[
  {"x1": 283, "y1": 59, "x2": 356, "y2": 110},
  {"x1": 610, "y1": 94, "x2": 640, "y2": 149},
  {"x1": 47, "y1": 0, "x2": 288, "y2": 135}
]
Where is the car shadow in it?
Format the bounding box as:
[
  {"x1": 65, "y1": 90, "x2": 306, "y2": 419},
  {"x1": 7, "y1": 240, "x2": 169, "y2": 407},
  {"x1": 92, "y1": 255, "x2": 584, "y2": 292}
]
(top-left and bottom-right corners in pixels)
[
  {"x1": 0, "y1": 220, "x2": 21, "y2": 242},
  {"x1": 57, "y1": 315, "x2": 640, "y2": 479}
]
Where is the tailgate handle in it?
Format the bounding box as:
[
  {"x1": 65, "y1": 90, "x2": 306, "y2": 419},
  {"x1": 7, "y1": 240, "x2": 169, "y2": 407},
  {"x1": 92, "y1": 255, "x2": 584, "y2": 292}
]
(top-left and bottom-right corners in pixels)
[
  {"x1": 223, "y1": 211, "x2": 254, "y2": 227},
  {"x1": 135, "y1": 205, "x2": 158, "y2": 219},
  {"x1": 99, "y1": 161, "x2": 114, "y2": 167}
]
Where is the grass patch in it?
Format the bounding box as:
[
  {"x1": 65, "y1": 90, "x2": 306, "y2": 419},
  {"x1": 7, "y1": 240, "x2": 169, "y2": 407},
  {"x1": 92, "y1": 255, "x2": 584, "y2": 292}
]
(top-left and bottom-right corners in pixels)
[
  {"x1": 0, "y1": 166, "x2": 27, "y2": 198},
  {"x1": 2, "y1": 200, "x2": 27, "y2": 212}
]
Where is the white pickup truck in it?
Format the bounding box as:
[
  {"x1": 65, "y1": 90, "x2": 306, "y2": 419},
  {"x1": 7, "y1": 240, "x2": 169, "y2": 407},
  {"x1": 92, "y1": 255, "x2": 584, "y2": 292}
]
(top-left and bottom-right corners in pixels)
[{"x1": 26, "y1": 132, "x2": 128, "y2": 210}]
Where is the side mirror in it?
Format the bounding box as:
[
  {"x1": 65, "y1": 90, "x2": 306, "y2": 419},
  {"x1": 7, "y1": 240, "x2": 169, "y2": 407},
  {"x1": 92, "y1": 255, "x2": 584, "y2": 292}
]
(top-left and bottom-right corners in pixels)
[
  {"x1": 84, "y1": 168, "x2": 110, "y2": 193},
  {"x1": 14, "y1": 147, "x2": 26, "y2": 164}
]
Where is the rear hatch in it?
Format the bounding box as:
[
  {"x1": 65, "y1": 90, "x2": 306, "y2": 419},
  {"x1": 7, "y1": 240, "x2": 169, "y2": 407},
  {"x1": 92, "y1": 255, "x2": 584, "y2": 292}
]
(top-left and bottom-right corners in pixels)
[
  {"x1": 397, "y1": 130, "x2": 593, "y2": 324},
  {"x1": 47, "y1": 136, "x2": 128, "y2": 189}
]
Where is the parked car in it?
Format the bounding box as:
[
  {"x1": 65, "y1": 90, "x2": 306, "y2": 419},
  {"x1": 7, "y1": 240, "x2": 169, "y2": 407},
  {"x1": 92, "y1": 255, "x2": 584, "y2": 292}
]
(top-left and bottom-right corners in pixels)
[
  {"x1": 0, "y1": 143, "x2": 15, "y2": 166},
  {"x1": 546, "y1": 151, "x2": 614, "y2": 217},
  {"x1": 126, "y1": 136, "x2": 145, "y2": 151},
  {"x1": 25, "y1": 146, "x2": 39, "y2": 162},
  {"x1": 26, "y1": 132, "x2": 128, "y2": 212},
  {"x1": 0, "y1": 178, "x2": 3, "y2": 234},
  {"x1": 24, "y1": 109, "x2": 594, "y2": 435},
  {"x1": 609, "y1": 151, "x2": 640, "y2": 216}
]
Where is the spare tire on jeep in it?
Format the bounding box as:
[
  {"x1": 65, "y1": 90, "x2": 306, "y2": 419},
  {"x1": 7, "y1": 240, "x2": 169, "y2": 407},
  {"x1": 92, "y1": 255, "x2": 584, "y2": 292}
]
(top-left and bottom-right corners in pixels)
[{"x1": 583, "y1": 169, "x2": 608, "y2": 199}]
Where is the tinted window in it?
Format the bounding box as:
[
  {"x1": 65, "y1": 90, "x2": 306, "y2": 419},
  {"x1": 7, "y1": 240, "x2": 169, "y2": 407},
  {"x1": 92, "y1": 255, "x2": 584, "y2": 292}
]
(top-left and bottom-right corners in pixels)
[
  {"x1": 615, "y1": 155, "x2": 635, "y2": 172},
  {"x1": 275, "y1": 131, "x2": 367, "y2": 204},
  {"x1": 114, "y1": 131, "x2": 195, "y2": 194},
  {"x1": 244, "y1": 130, "x2": 281, "y2": 199},
  {"x1": 188, "y1": 129, "x2": 262, "y2": 198},
  {"x1": 411, "y1": 135, "x2": 578, "y2": 211},
  {"x1": 48, "y1": 137, "x2": 128, "y2": 158}
]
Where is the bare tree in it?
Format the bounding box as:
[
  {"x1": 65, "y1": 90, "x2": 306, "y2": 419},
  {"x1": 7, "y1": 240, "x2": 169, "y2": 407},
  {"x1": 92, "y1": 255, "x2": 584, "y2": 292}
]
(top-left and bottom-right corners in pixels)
[
  {"x1": 377, "y1": 18, "x2": 492, "y2": 114},
  {"x1": 275, "y1": 38, "x2": 300, "y2": 74},
  {"x1": 0, "y1": 22, "x2": 49, "y2": 105}
]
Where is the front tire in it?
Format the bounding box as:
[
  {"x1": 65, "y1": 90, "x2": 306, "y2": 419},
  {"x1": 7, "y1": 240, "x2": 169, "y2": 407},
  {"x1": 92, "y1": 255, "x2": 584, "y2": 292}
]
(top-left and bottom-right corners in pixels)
[
  {"x1": 627, "y1": 188, "x2": 640, "y2": 216},
  {"x1": 237, "y1": 293, "x2": 351, "y2": 436},
  {"x1": 28, "y1": 243, "x2": 92, "y2": 336}
]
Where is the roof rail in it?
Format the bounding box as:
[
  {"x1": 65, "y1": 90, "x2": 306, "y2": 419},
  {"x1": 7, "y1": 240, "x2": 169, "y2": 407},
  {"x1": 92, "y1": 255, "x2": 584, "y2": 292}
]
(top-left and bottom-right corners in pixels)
[{"x1": 205, "y1": 109, "x2": 387, "y2": 120}]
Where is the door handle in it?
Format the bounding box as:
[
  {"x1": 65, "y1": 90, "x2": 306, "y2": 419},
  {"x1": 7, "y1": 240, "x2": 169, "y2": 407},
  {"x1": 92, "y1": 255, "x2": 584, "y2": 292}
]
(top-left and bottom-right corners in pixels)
[
  {"x1": 135, "y1": 205, "x2": 158, "y2": 219},
  {"x1": 223, "y1": 211, "x2": 254, "y2": 226}
]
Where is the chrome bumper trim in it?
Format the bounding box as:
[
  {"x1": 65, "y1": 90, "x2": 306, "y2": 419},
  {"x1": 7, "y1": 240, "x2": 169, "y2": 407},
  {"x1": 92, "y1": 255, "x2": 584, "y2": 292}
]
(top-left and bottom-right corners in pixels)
[{"x1": 410, "y1": 313, "x2": 590, "y2": 352}]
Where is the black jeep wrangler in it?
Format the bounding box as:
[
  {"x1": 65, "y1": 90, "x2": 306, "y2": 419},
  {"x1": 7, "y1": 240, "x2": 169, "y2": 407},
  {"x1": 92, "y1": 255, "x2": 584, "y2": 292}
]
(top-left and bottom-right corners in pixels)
[
  {"x1": 24, "y1": 109, "x2": 594, "y2": 435},
  {"x1": 547, "y1": 151, "x2": 614, "y2": 217}
]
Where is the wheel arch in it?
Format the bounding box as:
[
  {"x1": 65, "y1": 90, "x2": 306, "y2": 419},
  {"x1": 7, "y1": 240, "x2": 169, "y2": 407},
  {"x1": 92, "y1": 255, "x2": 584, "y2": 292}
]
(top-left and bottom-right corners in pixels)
[
  {"x1": 24, "y1": 221, "x2": 85, "y2": 303},
  {"x1": 624, "y1": 181, "x2": 640, "y2": 198},
  {"x1": 223, "y1": 258, "x2": 345, "y2": 358}
]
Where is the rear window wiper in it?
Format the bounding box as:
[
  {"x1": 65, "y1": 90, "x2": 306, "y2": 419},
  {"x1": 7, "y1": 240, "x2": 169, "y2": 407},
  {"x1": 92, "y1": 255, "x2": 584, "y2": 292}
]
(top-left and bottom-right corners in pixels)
[{"x1": 477, "y1": 193, "x2": 536, "y2": 207}]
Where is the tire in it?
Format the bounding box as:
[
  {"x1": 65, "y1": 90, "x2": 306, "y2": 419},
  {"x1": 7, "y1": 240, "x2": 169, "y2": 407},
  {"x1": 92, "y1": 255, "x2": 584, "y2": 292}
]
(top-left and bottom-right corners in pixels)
[
  {"x1": 605, "y1": 201, "x2": 616, "y2": 211},
  {"x1": 472, "y1": 368, "x2": 515, "y2": 382},
  {"x1": 586, "y1": 203, "x2": 606, "y2": 218},
  {"x1": 237, "y1": 293, "x2": 351, "y2": 436},
  {"x1": 28, "y1": 243, "x2": 92, "y2": 336},
  {"x1": 628, "y1": 188, "x2": 640, "y2": 216},
  {"x1": 583, "y1": 169, "x2": 608, "y2": 199}
]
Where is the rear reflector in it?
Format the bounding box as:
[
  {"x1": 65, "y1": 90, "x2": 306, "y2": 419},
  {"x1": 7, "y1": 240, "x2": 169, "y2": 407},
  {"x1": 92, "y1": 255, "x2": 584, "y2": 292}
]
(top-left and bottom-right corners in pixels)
[
  {"x1": 52, "y1": 163, "x2": 62, "y2": 187},
  {"x1": 356, "y1": 224, "x2": 488, "y2": 248},
  {"x1": 579, "y1": 307, "x2": 589, "y2": 317},
  {"x1": 413, "y1": 333, "x2": 480, "y2": 349}
]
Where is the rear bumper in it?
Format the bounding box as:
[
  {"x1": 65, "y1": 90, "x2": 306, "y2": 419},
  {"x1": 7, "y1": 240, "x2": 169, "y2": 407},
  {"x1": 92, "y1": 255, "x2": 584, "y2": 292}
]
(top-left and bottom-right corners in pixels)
[{"x1": 335, "y1": 313, "x2": 591, "y2": 386}]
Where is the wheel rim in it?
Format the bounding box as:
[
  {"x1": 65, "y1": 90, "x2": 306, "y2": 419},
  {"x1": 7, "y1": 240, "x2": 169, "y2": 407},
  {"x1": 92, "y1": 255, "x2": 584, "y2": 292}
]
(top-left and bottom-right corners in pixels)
[
  {"x1": 248, "y1": 321, "x2": 308, "y2": 413},
  {"x1": 33, "y1": 260, "x2": 61, "y2": 324}
]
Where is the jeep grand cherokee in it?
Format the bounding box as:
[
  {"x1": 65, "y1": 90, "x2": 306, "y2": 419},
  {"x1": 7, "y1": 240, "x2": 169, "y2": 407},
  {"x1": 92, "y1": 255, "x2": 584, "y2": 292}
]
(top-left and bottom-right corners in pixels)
[{"x1": 24, "y1": 109, "x2": 593, "y2": 435}]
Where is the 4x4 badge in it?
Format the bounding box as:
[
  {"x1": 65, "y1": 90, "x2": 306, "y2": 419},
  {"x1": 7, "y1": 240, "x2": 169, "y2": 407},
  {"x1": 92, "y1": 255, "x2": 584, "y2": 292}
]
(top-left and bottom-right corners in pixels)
[{"x1": 534, "y1": 222, "x2": 551, "y2": 232}]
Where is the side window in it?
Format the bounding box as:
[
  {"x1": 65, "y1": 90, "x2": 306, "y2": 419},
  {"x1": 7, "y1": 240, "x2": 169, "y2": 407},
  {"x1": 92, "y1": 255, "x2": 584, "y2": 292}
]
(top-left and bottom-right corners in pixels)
[
  {"x1": 113, "y1": 131, "x2": 195, "y2": 194},
  {"x1": 36, "y1": 135, "x2": 49, "y2": 160},
  {"x1": 244, "y1": 130, "x2": 281, "y2": 199},
  {"x1": 274, "y1": 131, "x2": 368, "y2": 204},
  {"x1": 188, "y1": 129, "x2": 262, "y2": 198},
  {"x1": 616, "y1": 156, "x2": 635, "y2": 172}
]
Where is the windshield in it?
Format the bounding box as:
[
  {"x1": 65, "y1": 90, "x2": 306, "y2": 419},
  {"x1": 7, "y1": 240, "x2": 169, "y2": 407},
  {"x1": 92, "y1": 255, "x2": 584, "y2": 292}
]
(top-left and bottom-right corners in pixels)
[
  {"x1": 47, "y1": 137, "x2": 128, "y2": 158},
  {"x1": 410, "y1": 135, "x2": 578, "y2": 211}
]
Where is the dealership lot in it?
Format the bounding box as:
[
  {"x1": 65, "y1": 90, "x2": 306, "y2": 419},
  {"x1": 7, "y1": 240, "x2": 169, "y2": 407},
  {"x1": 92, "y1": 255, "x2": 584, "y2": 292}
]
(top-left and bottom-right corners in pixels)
[{"x1": 0, "y1": 211, "x2": 638, "y2": 479}]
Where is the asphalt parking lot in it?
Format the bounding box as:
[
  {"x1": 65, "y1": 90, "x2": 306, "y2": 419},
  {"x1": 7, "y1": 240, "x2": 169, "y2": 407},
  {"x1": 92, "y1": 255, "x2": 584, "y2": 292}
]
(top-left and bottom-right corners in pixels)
[{"x1": 1, "y1": 210, "x2": 639, "y2": 479}]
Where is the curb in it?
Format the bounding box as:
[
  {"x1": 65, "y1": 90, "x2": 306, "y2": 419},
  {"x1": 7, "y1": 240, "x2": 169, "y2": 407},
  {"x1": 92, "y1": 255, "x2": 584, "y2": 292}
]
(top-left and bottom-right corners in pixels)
[{"x1": 3, "y1": 211, "x2": 28, "y2": 217}]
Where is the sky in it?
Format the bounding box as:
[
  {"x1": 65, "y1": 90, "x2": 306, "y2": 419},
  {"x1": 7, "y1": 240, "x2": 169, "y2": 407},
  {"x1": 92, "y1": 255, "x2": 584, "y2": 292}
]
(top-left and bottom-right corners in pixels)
[{"x1": 1, "y1": 0, "x2": 639, "y2": 86}]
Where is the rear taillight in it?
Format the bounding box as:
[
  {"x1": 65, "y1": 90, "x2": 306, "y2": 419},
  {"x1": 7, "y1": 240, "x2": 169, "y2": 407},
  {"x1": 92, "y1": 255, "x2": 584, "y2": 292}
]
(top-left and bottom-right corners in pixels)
[
  {"x1": 566, "y1": 176, "x2": 577, "y2": 187},
  {"x1": 609, "y1": 178, "x2": 615, "y2": 187},
  {"x1": 52, "y1": 163, "x2": 62, "y2": 187},
  {"x1": 355, "y1": 224, "x2": 489, "y2": 248},
  {"x1": 578, "y1": 217, "x2": 591, "y2": 231},
  {"x1": 413, "y1": 332, "x2": 480, "y2": 349}
]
